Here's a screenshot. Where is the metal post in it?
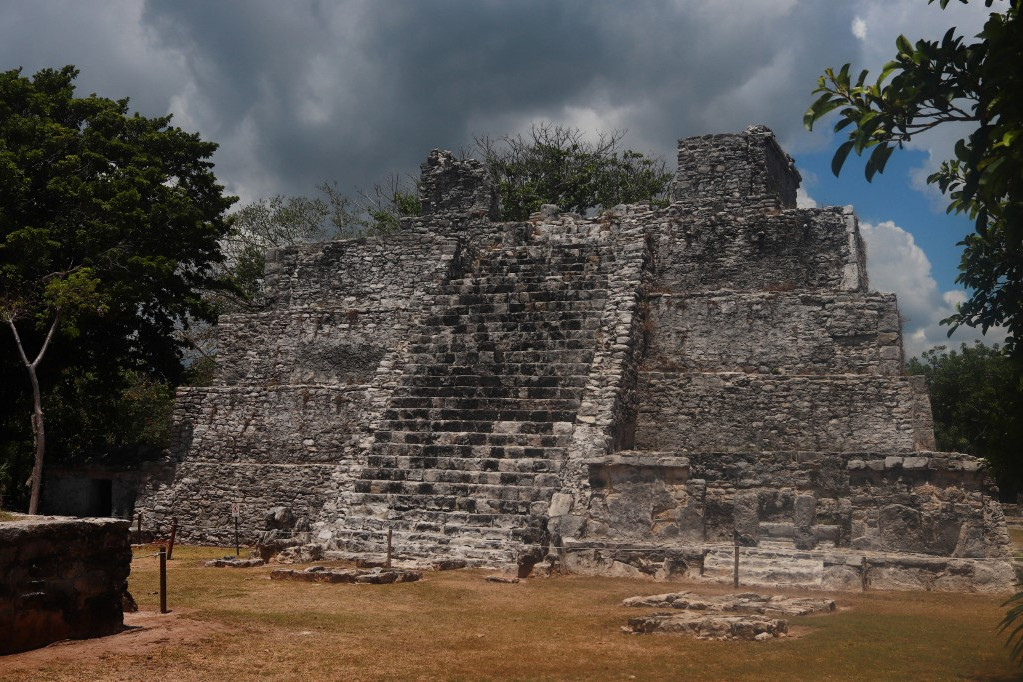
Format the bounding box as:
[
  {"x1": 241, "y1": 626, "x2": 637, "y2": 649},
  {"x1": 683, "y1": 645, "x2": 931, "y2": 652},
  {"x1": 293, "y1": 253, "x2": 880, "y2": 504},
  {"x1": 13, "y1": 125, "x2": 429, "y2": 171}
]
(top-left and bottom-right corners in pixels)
[
  {"x1": 386, "y1": 528, "x2": 393, "y2": 568},
  {"x1": 167, "y1": 517, "x2": 177, "y2": 560},
  {"x1": 235, "y1": 514, "x2": 240, "y2": 556},
  {"x1": 159, "y1": 546, "x2": 168, "y2": 614}
]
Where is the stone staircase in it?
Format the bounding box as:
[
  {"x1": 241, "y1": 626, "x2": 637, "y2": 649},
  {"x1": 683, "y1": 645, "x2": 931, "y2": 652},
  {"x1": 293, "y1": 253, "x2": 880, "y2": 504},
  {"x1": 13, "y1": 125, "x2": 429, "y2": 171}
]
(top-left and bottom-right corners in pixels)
[{"x1": 327, "y1": 234, "x2": 614, "y2": 563}]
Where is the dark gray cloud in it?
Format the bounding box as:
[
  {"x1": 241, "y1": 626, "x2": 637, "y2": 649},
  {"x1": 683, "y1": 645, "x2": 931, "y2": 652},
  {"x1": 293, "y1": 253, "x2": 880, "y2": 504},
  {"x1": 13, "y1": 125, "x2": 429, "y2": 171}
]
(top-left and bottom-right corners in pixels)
[{"x1": 0, "y1": 0, "x2": 985, "y2": 203}]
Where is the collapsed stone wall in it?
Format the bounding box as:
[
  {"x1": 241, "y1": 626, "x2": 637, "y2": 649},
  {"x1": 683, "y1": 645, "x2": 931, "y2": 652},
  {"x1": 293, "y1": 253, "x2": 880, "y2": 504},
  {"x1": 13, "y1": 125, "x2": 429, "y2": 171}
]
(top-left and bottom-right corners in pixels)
[{"x1": 0, "y1": 517, "x2": 131, "y2": 654}]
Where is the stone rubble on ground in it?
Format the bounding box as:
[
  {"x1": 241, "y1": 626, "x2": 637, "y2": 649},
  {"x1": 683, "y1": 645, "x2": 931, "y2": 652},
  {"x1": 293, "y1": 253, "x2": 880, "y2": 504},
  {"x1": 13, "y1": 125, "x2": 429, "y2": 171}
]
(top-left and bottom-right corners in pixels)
[
  {"x1": 269, "y1": 566, "x2": 422, "y2": 584},
  {"x1": 622, "y1": 591, "x2": 835, "y2": 617}
]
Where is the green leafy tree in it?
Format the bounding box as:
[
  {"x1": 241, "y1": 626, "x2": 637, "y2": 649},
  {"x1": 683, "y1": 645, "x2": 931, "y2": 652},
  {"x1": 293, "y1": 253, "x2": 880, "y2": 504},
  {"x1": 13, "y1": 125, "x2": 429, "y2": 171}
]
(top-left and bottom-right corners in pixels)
[
  {"x1": 805, "y1": 0, "x2": 1022, "y2": 354},
  {"x1": 474, "y1": 123, "x2": 672, "y2": 221},
  {"x1": 0, "y1": 65, "x2": 235, "y2": 512},
  {"x1": 906, "y1": 342, "x2": 1023, "y2": 497}
]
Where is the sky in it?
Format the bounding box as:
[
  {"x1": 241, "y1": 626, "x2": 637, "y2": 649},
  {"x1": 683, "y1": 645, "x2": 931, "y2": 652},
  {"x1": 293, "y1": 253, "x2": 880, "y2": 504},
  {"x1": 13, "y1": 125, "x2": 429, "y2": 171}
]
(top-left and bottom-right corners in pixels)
[{"x1": 0, "y1": 0, "x2": 1008, "y2": 357}]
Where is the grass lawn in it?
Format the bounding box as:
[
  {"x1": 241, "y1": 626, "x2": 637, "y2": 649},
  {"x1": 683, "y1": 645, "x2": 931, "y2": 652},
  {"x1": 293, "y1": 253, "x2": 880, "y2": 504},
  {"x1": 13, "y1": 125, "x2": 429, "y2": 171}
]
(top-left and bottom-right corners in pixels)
[{"x1": 2, "y1": 545, "x2": 1020, "y2": 681}]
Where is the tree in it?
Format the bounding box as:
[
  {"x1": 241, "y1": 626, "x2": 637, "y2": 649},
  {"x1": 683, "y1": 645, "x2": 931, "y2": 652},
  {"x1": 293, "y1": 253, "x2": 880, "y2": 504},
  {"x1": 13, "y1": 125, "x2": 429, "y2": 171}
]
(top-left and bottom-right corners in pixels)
[
  {"x1": 805, "y1": 0, "x2": 1023, "y2": 354},
  {"x1": 906, "y1": 342, "x2": 1023, "y2": 497},
  {"x1": 473, "y1": 123, "x2": 672, "y2": 221},
  {"x1": 0, "y1": 66, "x2": 235, "y2": 513}
]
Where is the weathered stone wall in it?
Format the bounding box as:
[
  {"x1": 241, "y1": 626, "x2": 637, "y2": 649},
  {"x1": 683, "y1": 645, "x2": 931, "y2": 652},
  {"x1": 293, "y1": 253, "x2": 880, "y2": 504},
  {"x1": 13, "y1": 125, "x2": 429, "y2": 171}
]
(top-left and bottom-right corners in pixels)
[
  {"x1": 262, "y1": 234, "x2": 459, "y2": 309},
  {"x1": 419, "y1": 149, "x2": 500, "y2": 220},
  {"x1": 137, "y1": 461, "x2": 336, "y2": 544},
  {"x1": 634, "y1": 373, "x2": 934, "y2": 452},
  {"x1": 654, "y1": 207, "x2": 867, "y2": 294},
  {"x1": 645, "y1": 291, "x2": 903, "y2": 375},
  {"x1": 215, "y1": 310, "x2": 408, "y2": 386},
  {"x1": 171, "y1": 386, "x2": 371, "y2": 464},
  {"x1": 0, "y1": 517, "x2": 131, "y2": 654},
  {"x1": 670, "y1": 125, "x2": 800, "y2": 208}
]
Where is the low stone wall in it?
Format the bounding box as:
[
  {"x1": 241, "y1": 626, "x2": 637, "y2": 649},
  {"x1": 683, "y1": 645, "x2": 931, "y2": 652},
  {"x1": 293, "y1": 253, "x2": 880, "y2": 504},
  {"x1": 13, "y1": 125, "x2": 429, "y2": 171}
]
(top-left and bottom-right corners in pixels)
[{"x1": 0, "y1": 516, "x2": 131, "y2": 654}]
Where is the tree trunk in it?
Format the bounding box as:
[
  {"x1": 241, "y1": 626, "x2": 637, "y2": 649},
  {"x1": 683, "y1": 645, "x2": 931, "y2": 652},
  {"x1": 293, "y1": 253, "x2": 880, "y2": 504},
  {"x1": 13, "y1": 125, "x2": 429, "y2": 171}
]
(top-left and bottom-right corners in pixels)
[
  {"x1": 6, "y1": 312, "x2": 61, "y2": 515},
  {"x1": 27, "y1": 364, "x2": 45, "y2": 515}
]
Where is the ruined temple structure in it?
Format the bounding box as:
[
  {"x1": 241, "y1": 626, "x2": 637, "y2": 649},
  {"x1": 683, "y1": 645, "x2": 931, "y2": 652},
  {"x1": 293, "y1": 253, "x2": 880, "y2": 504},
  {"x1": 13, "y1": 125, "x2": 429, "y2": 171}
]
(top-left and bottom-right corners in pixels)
[{"x1": 136, "y1": 126, "x2": 1015, "y2": 591}]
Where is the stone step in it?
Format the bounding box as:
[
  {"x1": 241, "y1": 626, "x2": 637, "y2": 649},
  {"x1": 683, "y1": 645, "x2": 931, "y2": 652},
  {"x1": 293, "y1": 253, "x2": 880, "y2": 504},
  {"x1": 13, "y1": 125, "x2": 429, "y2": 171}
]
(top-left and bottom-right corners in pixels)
[
  {"x1": 432, "y1": 289, "x2": 608, "y2": 304},
  {"x1": 408, "y1": 351, "x2": 595, "y2": 367},
  {"x1": 378, "y1": 419, "x2": 565, "y2": 435},
  {"x1": 402, "y1": 376, "x2": 589, "y2": 391},
  {"x1": 358, "y1": 466, "x2": 561, "y2": 488},
  {"x1": 380, "y1": 408, "x2": 579, "y2": 423},
  {"x1": 702, "y1": 546, "x2": 824, "y2": 588},
  {"x1": 367, "y1": 452, "x2": 564, "y2": 472},
  {"x1": 400, "y1": 362, "x2": 594, "y2": 377},
  {"x1": 400, "y1": 385, "x2": 584, "y2": 401},
  {"x1": 324, "y1": 523, "x2": 530, "y2": 564},
  {"x1": 374, "y1": 430, "x2": 573, "y2": 448},
  {"x1": 410, "y1": 329, "x2": 598, "y2": 344},
  {"x1": 388, "y1": 396, "x2": 581, "y2": 411},
  {"x1": 348, "y1": 487, "x2": 556, "y2": 514},
  {"x1": 410, "y1": 339, "x2": 593, "y2": 353}
]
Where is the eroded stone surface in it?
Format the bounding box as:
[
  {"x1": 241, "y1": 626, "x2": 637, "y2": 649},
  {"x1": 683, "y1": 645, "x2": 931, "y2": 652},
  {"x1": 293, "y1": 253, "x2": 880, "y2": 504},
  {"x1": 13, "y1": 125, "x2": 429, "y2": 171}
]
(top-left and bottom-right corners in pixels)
[
  {"x1": 204, "y1": 557, "x2": 264, "y2": 568},
  {"x1": 623, "y1": 612, "x2": 788, "y2": 640},
  {"x1": 269, "y1": 567, "x2": 421, "y2": 584},
  {"x1": 622, "y1": 591, "x2": 835, "y2": 617},
  {"x1": 0, "y1": 516, "x2": 132, "y2": 654}
]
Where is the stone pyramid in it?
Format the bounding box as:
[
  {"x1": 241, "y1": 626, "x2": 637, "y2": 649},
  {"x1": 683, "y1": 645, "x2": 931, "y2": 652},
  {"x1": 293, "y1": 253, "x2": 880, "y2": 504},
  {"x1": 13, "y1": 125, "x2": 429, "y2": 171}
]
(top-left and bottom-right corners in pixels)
[{"x1": 136, "y1": 126, "x2": 1014, "y2": 591}]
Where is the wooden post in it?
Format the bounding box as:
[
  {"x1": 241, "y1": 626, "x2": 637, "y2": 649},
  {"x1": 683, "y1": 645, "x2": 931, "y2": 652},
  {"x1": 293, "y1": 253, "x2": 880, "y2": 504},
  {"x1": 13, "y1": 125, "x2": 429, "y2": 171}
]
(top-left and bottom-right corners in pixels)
[
  {"x1": 386, "y1": 528, "x2": 393, "y2": 568},
  {"x1": 167, "y1": 517, "x2": 177, "y2": 560},
  {"x1": 159, "y1": 546, "x2": 168, "y2": 614},
  {"x1": 733, "y1": 530, "x2": 740, "y2": 588},
  {"x1": 861, "y1": 556, "x2": 868, "y2": 591},
  {"x1": 136, "y1": 513, "x2": 142, "y2": 545},
  {"x1": 234, "y1": 513, "x2": 240, "y2": 557},
  {"x1": 733, "y1": 544, "x2": 740, "y2": 588}
]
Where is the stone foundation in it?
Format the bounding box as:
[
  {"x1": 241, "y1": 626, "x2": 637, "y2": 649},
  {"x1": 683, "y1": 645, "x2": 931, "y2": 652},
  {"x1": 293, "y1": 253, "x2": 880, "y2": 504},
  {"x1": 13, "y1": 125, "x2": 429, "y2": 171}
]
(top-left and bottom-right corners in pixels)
[{"x1": 0, "y1": 516, "x2": 132, "y2": 654}]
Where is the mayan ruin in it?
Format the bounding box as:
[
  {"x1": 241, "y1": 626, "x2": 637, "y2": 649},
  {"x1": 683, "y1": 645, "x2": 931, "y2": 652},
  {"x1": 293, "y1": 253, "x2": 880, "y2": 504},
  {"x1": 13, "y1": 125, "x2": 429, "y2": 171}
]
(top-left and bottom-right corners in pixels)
[{"x1": 134, "y1": 126, "x2": 1015, "y2": 592}]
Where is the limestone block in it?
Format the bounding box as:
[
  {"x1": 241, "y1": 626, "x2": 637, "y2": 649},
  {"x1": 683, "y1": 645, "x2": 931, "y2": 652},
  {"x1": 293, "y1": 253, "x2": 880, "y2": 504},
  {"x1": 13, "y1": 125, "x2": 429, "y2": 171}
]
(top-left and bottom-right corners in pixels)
[
  {"x1": 793, "y1": 495, "x2": 817, "y2": 550},
  {"x1": 733, "y1": 491, "x2": 760, "y2": 546}
]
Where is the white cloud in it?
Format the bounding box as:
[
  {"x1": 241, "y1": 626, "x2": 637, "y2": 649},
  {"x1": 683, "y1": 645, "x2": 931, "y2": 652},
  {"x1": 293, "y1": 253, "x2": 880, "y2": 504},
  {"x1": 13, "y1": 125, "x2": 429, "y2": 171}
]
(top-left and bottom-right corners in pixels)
[
  {"x1": 860, "y1": 219, "x2": 1005, "y2": 358},
  {"x1": 796, "y1": 186, "x2": 817, "y2": 209},
  {"x1": 851, "y1": 16, "x2": 867, "y2": 41}
]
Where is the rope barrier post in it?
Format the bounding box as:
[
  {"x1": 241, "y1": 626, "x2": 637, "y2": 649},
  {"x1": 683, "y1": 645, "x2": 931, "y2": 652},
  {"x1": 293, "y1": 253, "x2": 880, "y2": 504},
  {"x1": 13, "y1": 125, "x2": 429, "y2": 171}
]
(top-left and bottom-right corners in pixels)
[
  {"x1": 733, "y1": 531, "x2": 740, "y2": 589},
  {"x1": 235, "y1": 514, "x2": 240, "y2": 557},
  {"x1": 136, "y1": 512, "x2": 142, "y2": 545},
  {"x1": 861, "y1": 556, "x2": 868, "y2": 592},
  {"x1": 159, "y1": 545, "x2": 168, "y2": 614},
  {"x1": 167, "y1": 517, "x2": 177, "y2": 560},
  {"x1": 386, "y1": 528, "x2": 393, "y2": 568}
]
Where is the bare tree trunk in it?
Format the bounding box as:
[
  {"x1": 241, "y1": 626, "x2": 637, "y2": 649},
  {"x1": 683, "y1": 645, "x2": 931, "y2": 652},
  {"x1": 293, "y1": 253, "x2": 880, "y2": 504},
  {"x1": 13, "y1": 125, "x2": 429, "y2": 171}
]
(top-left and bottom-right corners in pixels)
[
  {"x1": 27, "y1": 364, "x2": 45, "y2": 515},
  {"x1": 6, "y1": 312, "x2": 61, "y2": 515}
]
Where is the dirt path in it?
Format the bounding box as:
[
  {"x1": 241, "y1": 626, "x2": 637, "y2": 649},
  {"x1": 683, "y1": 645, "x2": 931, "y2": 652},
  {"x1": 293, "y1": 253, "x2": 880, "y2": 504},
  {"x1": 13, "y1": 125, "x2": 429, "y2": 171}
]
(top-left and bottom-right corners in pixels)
[{"x1": 0, "y1": 610, "x2": 230, "y2": 675}]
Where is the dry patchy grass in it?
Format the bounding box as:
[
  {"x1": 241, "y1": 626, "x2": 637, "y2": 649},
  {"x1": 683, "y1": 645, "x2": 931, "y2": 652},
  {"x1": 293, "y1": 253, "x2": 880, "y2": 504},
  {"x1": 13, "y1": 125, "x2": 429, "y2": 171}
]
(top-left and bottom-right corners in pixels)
[{"x1": 1, "y1": 544, "x2": 1019, "y2": 681}]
